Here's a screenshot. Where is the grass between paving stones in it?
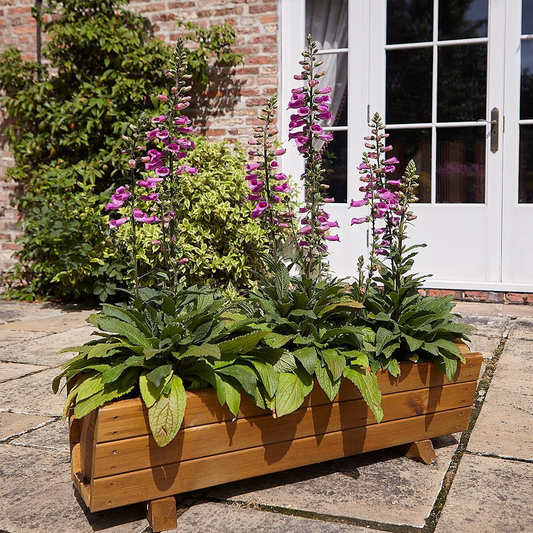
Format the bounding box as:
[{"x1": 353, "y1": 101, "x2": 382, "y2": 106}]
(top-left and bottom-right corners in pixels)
[{"x1": 423, "y1": 323, "x2": 513, "y2": 532}]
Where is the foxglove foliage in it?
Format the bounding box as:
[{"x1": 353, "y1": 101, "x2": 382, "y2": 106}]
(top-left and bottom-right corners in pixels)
[{"x1": 288, "y1": 36, "x2": 339, "y2": 277}]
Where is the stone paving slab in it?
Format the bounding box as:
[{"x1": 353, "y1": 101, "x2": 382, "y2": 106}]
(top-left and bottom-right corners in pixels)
[
  {"x1": 0, "y1": 330, "x2": 48, "y2": 348},
  {"x1": 0, "y1": 412, "x2": 52, "y2": 441},
  {"x1": 0, "y1": 445, "x2": 149, "y2": 533},
  {"x1": 466, "y1": 334, "x2": 501, "y2": 359},
  {"x1": 510, "y1": 318, "x2": 533, "y2": 341},
  {"x1": 207, "y1": 434, "x2": 460, "y2": 529},
  {"x1": 0, "y1": 361, "x2": 48, "y2": 383},
  {"x1": 0, "y1": 326, "x2": 96, "y2": 366},
  {"x1": 177, "y1": 502, "x2": 377, "y2": 532},
  {"x1": 11, "y1": 420, "x2": 69, "y2": 452},
  {"x1": 0, "y1": 302, "x2": 71, "y2": 323},
  {"x1": 435, "y1": 454, "x2": 533, "y2": 533},
  {"x1": 0, "y1": 367, "x2": 65, "y2": 417},
  {"x1": 467, "y1": 338, "x2": 533, "y2": 460},
  {"x1": 0, "y1": 310, "x2": 95, "y2": 333}
]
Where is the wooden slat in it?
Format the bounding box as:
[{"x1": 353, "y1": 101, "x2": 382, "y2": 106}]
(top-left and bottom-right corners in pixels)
[
  {"x1": 79, "y1": 410, "x2": 98, "y2": 484},
  {"x1": 147, "y1": 497, "x2": 177, "y2": 532},
  {"x1": 70, "y1": 443, "x2": 92, "y2": 509},
  {"x1": 401, "y1": 439, "x2": 437, "y2": 464},
  {"x1": 89, "y1": 406, "x2": 472, "y2": 511},
  {"x1": 96, "y1": 352, "x2": 482, "y2": 443},
  {"x1": 92, "y1": 381, "x2": 476, "y2": 478}
]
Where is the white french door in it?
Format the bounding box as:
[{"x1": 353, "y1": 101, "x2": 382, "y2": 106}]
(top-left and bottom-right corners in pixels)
[{"x1": 281, "y1": 0, "x2": 533, "y2": 290}]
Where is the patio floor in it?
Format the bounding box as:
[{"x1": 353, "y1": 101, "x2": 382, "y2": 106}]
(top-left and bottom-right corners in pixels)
[{"x1": 0, "y1": 299, "x2": 531, "y2": 533}]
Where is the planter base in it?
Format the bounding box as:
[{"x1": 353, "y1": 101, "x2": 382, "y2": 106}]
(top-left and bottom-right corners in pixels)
[
  {"x1": 147, "y1": 496, "x2": 177, "y2": 532},
  {"x1": 69, "y1": 344, "x2": 482, "y2": 528},
  {"x1": 401, "y1": 439, "x2": 438, "y2": 464}
]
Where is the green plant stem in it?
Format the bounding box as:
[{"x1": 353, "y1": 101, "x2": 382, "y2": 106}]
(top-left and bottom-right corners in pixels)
[{"x1": 128, "y1": 150, "x2": 139, "y2": 299}]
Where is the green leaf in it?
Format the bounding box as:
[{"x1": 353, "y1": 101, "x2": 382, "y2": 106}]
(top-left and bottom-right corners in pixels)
[
  {"x1": 274, "y1": 262, "x2": 290, "y2": 300},
  {"x1": 147, "y1": 364, "x2": 173, "y2": 388},
  {"x1": 290, "y1": 309, "x2": 317, "y2": 319},
  {"x1": 318, "y1": 300, "x2": 363, "y2": 317},
  {"x1": 139, "y1": 369, "x2": 173, "y2": 409},
  {"x1": 342, "y1": 350, "x2": 369, "y2": 369},
  {"x1": 315, "y1": 361, "x2": 340, "y2": 402},
  {"x1": 217, "y1": 364, "x2": 257, "y2": 396},
  {"x1": 343, "y1": 366, "x2": 383, "y2": 422},
  {"x1": 250, "y1": 361, "x2": 278, "y2": 397},
  {"x1": 292, "y1": 347, "x2": 318, "y2": 375},
  {"x1": 264, "y1": 333, "x2": 294, "y2": 349},
  {"x1": 275, "y1": 373, "x2": 306, "y2": 418},
  {"x1": 148, "y1": 376, "x2": 187, "y2": 447},
  {"x1": 91, "y1": 315, "x2": 152, "y2": 348},
  {"x1": 440, "y1": 352, "x2": 459, "y2": 382},
  {"x1": 180, "y1": 344, "x2": 222, "y2": 359},
  {"x1": 218, "y1": 331, "x2": 269, "y2": 356},
  {"x1": 376, "y1": 327, "x2": 396, "y2": 354},
  {"x1": 387, "y1": 359, "x2": 401, "y2": 378},
  {"x1": 403, "y1": 334, "x2": 424, "y2": 352},
  {"x1": 74, "y1": 370, "x2": 137, "y2": 419},
  {"x1": 75, "y1": 374, "x2": 104, "y2": 402},
  {"x1": 321, "y1": 349, "x2": 346, "y2": 381}
]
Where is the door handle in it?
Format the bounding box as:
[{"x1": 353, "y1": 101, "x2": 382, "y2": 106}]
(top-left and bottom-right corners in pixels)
[{"x1": 477, "y1": 108, "x2": 499, "y2": 153}]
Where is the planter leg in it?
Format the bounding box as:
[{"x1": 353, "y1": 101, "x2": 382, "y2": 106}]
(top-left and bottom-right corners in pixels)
[
  {"x1": 400, "y1": 439, "x2": 437, "y2": 464},
  {"x1": 147, "y1": 496, "x2": 177, "y2": 532}
]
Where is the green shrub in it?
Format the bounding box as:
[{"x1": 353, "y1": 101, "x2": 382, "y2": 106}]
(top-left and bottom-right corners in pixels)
[
  {"x1": 116, "y1": 137, "x2": 268, "y2": 291},
  {"x1": 0, "y1": 0, "x2": 242, "y2": 301}
]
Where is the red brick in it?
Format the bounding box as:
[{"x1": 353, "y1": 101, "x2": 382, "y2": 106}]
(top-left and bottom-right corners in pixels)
[
  {"x1": 2, "y1": 243, "x2": 22, "y2": 251},
  {"x1": 260, "y1": 14, "x2": 277, "y2": 24},
  {"x1": 427, "y1": 289, "x2": 461, "y2": 298},
  {"x1": 249, "y1": 4, "x2": 276, "y2": 14},
  {"x1": 486, "y1": 291, "x2": 505, "y2": 303},
  {"x1": 246, "y1": 55, "x2": 274, "y2": 65},
  {"x1": 506, "y1": 292, "x2": 526, "y2": 304}
]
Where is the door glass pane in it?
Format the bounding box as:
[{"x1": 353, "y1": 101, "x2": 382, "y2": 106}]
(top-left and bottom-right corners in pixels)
[
  {"x1": 438, "y1": 0, "x2": 488, "y2": 41},
  {"x1": 437, "y1": 127, "x2": 485, "y2": 203},
  {"x1": 389, "y1": 129, "x2": 432, "y2": 202},
  {"x1": 519, "y1": 126, "x2": 533, "y2": 203},
  {"x1": 386, "y1": 48, "x2": 433, "y2": 123},
  {"x1": 321, "y1": 130, "x2": 347, "y2": 203},
  {"x1": 521, "y1": 41, "x2": 533, "y2": 119},
  {"x1": 437, "y1": 44, "x2": 487, "y2": 122},
  {"x1": 306, "y1": 0, "x2": 348, "y2": 50},
  {"x1": 387, "y1": 0, "x2": 433, "y2": 44},
  {"x1": 523, "y1": 0, "x2": 533, "y2": 35}
]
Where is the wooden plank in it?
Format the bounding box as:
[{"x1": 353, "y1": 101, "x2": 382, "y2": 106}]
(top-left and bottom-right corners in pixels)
[
  {"x1": 96, "y1": 352, "x2": 482, "y2": 443},
  {"x1": 92, "y1": 381, "x2": 477, "y2": 478},
  {"x1": 147, "y1": 497, "x2": 177, "y2": 532},
  {"x1": 400, "y1": 439, "x2": 437, "y2": 464},
  {"x1": 70, "y1": 443, "x2": 92, "y2": 509},
  {"x1": 79, "y1": 410, "x2": 98, "y2": 488},
  {"x1": 89, "y1": 406, "x2": 472, "y2": 511}
]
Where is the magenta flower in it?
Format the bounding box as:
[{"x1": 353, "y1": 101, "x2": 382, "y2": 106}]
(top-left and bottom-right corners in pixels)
[
  {"x1": 155, "y1": 167, "x2": 170, "y2": 177},
  {"x1": 176, "y1": 166, "x2": 198, "y2": 175},
  {"x1": 351, "y1": 217, "x2": 367, "y2": 225},
  {"x1": 384, "y1": 157, "x2": 399, "y2": 164},
  {"x1": 246, "y1": 162, "x2": 261, "y2": 172},
  {"x1": 297, "y1": 107, "x2": 311, "y2": 116},
  {"x1": 350, "y1": 199, "x2": 366, "y2": 208},
  {"x1": 156, "y1": 130, "x2": 169, "y2": 140},
  {"x1": 178, "y1": 258, "x2": 189, "y2": 265},
  {"x1": 325, "y1": 234, "x2": 340, "y2": 242},
  {"x1": 140, "y1": 193, "x2": 159, "y2": 201},
  {"x1": 109, "y1": 217, "x2": 130, "y2": 228}
]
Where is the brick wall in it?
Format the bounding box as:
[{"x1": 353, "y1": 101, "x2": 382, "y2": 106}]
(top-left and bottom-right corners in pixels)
[
  {"x1": 0, "y1": 0, "x2": 279, "y2": 273},
  {"x1": 419, "y1": 289, "x2": 533, "y2": 306}
]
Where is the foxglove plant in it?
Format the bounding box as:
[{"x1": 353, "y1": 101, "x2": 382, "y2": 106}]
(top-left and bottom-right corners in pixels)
[
  {"x1": 246, "y1": 95, "x2": 294, "y2": 262},
  {"x1": 106, "y1": 39, "x2": 197, "y2": 294},
  {"x1": 350, "y1": 112, "x2": 406, "y2": 298},
  {"x1": 288, "y1": 35, "x2": 339, "y2": 278}
]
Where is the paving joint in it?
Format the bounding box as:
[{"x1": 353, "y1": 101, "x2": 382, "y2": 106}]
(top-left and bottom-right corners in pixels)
[
  {"x1": 464, "y1": 450, "x2": 533, "y2": 464},
  {"x1": 0, "y1": 365, "x2": 53, "y2": 384},
  {"x1": 203, "y1": 496, "x2": 422, "y2": 532},
  {"x1": 423, "y1": 323, "x2": 513, "y2": 532},
  {"x1": 0, "y1": 416, "x2": 59, "y2": 444}
]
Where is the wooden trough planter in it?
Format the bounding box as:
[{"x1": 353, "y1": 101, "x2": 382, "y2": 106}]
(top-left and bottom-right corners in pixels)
[{"x1": 69, "y1": 344, "x2": 482, "y2": 532}]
